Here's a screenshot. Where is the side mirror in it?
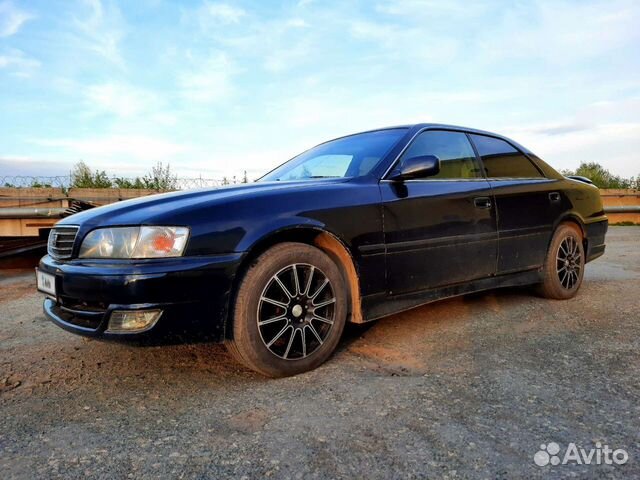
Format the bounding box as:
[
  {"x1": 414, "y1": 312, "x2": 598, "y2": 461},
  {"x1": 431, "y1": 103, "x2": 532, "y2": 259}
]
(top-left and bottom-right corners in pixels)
[{"x1": 389, "y1": 155, "x2": 440, "y2": 181}]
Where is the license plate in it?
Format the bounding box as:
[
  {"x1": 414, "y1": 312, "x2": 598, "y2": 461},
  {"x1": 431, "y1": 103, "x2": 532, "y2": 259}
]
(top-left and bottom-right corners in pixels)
[{"x1": 36, "y1": 269, "x2": 56, "y2": 296}]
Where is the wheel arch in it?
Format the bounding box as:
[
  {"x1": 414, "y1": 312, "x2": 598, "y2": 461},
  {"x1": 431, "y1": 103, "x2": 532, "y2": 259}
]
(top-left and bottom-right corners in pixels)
[
  {"x1": 224, "y1": 226, "x2": 363, "y2": 339},
  {"x1": 551, "y1": 212, "x2": 588, "y2": 252},
  {"x1": 555, "y1": 212, "x2": 586, "y2": 236}
]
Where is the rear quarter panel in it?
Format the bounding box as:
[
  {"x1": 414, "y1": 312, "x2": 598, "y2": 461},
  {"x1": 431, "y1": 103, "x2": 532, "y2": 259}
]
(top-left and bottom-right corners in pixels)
[{"x1": 555, "y1": 178, "x2": 608, "y2": 260}]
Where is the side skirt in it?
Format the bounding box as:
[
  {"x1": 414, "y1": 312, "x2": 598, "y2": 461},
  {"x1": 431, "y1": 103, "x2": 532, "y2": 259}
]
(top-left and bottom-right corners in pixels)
[{"x1": 361, "y1": 269, "x2": 543, "y2": 322}]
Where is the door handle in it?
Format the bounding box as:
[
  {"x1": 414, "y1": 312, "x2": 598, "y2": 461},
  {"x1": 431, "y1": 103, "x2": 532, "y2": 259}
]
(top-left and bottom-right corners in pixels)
[
  {"x1": 474, "y1": 197, "x2": 492, "y2": 209},
  {"x1": 549, "y1": 192, "x2": 561, "y2": 203}
]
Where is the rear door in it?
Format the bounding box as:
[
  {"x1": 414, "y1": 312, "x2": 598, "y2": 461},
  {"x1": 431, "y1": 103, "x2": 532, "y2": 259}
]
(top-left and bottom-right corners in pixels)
[
  {"x1": 468, "y1": 134, "x2": 561, "y2": 274},
  {"x1": 380, "y1": 129, "x2": 498, "y2": 295}
]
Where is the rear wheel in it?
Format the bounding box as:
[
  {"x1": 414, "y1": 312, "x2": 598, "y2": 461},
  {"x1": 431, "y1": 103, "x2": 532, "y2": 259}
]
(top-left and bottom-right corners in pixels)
[
  {"x1": 226, "y1": 242, "x2": 347, "y2": 377},
  {"x1": 537, "y1": 223, "x2": 585, "y2": 299}
]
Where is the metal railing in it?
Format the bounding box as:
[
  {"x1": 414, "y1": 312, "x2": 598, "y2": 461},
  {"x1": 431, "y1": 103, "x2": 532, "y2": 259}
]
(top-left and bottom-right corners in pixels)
[
  {"x1": 2, "y1": 176, "x2": 72, "y2": 188},
  {"x1": 605, "y1": 206, "x2": 640, "y2": 213},
  {"x1": 1, "y1": 175, "x2": 245, "y2": 190}
]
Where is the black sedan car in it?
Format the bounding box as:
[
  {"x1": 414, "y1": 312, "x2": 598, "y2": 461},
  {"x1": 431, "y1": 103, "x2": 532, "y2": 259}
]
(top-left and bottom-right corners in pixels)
[{"x1": 37, "y1": 124, "x2": 608, "y2": 377}]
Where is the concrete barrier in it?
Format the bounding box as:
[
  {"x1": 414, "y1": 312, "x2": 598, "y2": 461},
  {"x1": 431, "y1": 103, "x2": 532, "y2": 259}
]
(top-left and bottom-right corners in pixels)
[
  {"x1": 0, "y1": 188, "x2": 67, "y2": 236},
  {"x1": 600, "y1": 189, "x2": 640, "y2": 224}
]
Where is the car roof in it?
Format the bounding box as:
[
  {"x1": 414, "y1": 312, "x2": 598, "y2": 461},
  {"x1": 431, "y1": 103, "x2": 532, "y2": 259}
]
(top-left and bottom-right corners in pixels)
[{"x1": 346, "y1": 123, "x2": 533, "y2": 154}]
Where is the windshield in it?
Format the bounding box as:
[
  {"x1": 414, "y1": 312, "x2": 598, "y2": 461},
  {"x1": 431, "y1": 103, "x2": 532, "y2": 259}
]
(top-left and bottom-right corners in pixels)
[{"x1": 260, "y1": 128, "x2": 408, "y2": 182}]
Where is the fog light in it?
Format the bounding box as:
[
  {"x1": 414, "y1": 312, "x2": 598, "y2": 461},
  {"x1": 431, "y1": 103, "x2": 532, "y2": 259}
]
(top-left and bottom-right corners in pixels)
[{"x1": 107, "y1": 309, "x2": 162, "y2": 333}]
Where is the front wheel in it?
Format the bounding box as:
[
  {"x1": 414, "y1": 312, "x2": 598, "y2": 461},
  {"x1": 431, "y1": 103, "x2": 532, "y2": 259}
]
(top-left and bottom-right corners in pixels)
[
  {"x1": 537, "y1": 223, "x2": 585, "y2": 299},
  {"x1": 226, "y1": 242, "x2": 347, "y2": 377}
]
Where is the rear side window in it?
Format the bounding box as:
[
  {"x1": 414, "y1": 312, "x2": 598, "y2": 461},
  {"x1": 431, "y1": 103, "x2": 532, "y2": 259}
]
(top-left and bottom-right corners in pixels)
[
  {"x1": 400, "y1": 130, "x2": 482, "y2": 179},
  {"x1": 470, "y1": 134, "x2": 544, "y2": 178}
]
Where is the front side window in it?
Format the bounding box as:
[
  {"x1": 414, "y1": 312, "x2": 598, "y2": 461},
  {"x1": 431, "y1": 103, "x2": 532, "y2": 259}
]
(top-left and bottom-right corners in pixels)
[
  {"x1": 469, "y1": 134, "x2": 544, "y2": 178},
  {"x1": 261, "y1": 128, "x2": 407, "y2": 182},
  {"x1": 399, "y1": 130, "x2": 482, "y2": 179}
]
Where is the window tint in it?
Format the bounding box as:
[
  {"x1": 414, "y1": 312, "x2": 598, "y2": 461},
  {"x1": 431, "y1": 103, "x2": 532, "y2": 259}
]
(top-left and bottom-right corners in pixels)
[
  {"x1": 399, "y1": 130, "x2": 481, "y2": 179},
  {"x1": 470, "y1": 134, "x2": 543, "y2": 178}
]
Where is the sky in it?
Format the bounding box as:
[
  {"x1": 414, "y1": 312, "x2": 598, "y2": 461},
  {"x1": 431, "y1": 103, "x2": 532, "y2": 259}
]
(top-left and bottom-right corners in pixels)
[{"x1": 1, "y1": 0, "x2": 639, "y2": 181}]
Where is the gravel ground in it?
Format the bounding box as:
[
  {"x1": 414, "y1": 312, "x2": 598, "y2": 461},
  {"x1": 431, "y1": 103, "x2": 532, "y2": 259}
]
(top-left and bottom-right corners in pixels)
[{"x1": 1, "y1": 227, "x2": 639, "y2": 479}]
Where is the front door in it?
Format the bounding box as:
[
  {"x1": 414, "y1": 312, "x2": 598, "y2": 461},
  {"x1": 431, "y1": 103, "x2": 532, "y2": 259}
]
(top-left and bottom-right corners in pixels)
[{"x1": 381, "y1": 130, "x2": 498, "y2": 296}]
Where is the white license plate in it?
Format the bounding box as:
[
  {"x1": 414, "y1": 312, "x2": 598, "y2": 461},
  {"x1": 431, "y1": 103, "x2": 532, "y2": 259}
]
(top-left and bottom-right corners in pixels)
[{"x1": 36, "y1": 269, "x2": 56, "y2": 296}]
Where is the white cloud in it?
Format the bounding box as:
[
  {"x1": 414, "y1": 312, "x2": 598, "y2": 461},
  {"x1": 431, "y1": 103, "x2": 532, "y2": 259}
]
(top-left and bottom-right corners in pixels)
[
  {"x1": 270, "y1": 90, "x2": 435, "y2": 133},
  {"x1": 73, "y1": 0, "x2": 125, "y2": 66},
  {"x1": 375, "y1": 0, "x2": 487, "y2": 17},
  {"x1": 183, "y1": 2, "x2": 318, "y2": 74},
  {"x1": 285, "y1": 18, "x2": 308, "y2": 28},
  {"x1": 0, "y1": 48, "x2": 40, "y2": 76},
  {"x1": 361, "y1": 0, "x2": 640, "y2": 72},
  {"x1": 0, "y1": 1, "x2": 34, "y2": 37},
  {"x1": 349, "y1": 20, "x2": 390, "y2": 42},
  {"x1": 84, "y1": 82, "x2": 159, "y2": 117},
  {"x1": 503, "y1": 120, "x2": 640, "y2": 177},
  {"x1": 202, "y1": 2, "x2": 246, "y2": 24},
  {"x1": 477, "y1": 0, "x2": 640, "y2": 65},
  {"x1": 349, "y1": 19, "x2": 459, "y2": 63},
  {"x1": 263, "y1": 39, "x2": 312, "y2": 73},
  {"x1": 33, "y1": 135, "x2": 188, "y2": 163},
  {"x1": 0, "y1": 157, "x2": 80, "y2": 176},
  {"x1": 178, "y1": 52, "x2": 236, "y2": 103}
]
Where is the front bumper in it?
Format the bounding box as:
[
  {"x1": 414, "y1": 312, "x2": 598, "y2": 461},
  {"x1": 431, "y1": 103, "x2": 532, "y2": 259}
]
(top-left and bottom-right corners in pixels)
[{"x1": 38, "y1": 253, "x2": 244, "y2": 341}]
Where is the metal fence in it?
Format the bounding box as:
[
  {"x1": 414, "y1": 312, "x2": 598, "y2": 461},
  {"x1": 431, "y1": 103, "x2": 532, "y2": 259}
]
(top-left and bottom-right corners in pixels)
[{"x1": 1, "y1": 175, "x2": 244, "y2": 190}]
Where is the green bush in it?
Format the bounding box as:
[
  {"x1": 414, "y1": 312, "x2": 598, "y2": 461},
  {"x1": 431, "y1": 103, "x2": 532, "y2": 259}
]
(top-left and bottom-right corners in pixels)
[{"x1": 113, "y1": 177, "x2": 146, "y2": 189}]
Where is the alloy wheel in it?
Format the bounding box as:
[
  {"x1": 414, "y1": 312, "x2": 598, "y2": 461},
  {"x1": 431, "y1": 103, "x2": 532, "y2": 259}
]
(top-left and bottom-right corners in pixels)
[
  {"x1": 556, "y1": 235, "x2": 582, "y2": 290},
  {"x1": 257, "y1": 263, "x2": 336, "y2": 360}
]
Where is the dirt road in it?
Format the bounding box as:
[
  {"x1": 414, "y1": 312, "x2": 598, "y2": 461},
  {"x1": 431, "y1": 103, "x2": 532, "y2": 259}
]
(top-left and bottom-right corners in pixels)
[{"x1": 1, "y1": 227, "x2": 639, "y2": 479}]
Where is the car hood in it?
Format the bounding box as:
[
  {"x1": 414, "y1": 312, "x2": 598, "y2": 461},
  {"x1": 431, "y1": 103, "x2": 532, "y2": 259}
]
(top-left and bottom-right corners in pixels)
[{"x1": 57, "y1": 178, "x2": 352, "y2": 228}]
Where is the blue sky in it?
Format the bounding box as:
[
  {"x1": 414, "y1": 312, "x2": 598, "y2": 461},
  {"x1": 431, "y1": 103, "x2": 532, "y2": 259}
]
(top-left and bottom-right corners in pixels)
[{"x1": 1, "y1": 0, "x2": 639, "y2": 180}]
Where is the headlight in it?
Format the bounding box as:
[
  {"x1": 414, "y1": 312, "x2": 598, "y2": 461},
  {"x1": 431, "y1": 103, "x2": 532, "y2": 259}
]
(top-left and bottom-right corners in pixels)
[{"x1": 78, "y1": 226, "x2": 190, "y2": 259}]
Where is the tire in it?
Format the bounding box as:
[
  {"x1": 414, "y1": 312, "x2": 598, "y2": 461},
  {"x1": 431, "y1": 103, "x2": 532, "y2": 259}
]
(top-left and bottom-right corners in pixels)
[
  {"x1": 537, "y1": 223, "x2": 585, "y2": 299},
  {"x1": 225, "y1": 242, "x2": 347, "y2": 377}
]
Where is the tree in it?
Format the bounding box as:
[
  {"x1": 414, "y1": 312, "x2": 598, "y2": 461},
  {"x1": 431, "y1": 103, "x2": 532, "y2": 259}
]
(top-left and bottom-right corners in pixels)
[
  {"x1": 70, "y1": 161, "x2": 92, "y2": 187},
  {"x1": 563, "y1": 162, "x2": 638, "y2": 189},
  {"x1": 92, "y1": 170, "x2": 112, "y2": 188},
  {"x1": 70, "y1": 161, "x2": 112, "y2": 188},
  {"x1": 142, "y1": 162, "x2": 178, "y2": 191}
]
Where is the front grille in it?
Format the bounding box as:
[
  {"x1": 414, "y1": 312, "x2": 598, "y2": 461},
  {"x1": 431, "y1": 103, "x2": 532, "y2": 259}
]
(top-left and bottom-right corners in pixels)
[{"x1": 47, "y1": 226, "x2": 79, "y2": 260}]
